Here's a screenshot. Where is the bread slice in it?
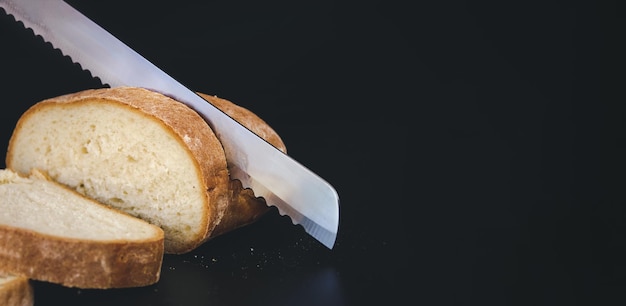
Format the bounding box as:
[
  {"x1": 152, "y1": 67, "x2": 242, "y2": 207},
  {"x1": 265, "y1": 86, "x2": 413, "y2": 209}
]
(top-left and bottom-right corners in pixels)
[
  {"x1": 0, "y1": 169, "x2": 164, "y2": 289},
  {"x1": 7, "y1": 87, "x2": 286, "y2": 254},
  {"x1": 0, "y1": 274, "x2": 33, "y2": 306}
]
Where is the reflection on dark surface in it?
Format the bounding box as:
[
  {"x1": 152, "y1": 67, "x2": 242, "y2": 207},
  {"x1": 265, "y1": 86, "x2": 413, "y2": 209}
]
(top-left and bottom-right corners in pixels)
[
  {"x1": 157, "y1": 250, "x2": 346, "y2": 306},
  {"x1": 31, "y1": 214, "x2": 349, "y2": 306},
  {"x1": 258, "y1": 268, "x2": 345, "y2": 306},
  {"x1": 32, "y1": 255, "x2": 345, "y2": 306}
]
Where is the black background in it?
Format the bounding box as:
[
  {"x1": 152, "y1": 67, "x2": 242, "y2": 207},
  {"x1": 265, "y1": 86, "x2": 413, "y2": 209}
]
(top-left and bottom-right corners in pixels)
[{"x1": 0, "y1": 0, "x2": 619, "y2": 305}]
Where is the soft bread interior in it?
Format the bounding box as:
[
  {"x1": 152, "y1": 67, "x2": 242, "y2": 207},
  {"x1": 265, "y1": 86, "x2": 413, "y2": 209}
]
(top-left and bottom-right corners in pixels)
[
  {"x1": 7, "y1": 100, "x2": 205, "y2": 247},
  {"x1": 0, "y1": 169, "x2": 161, "y2": 241}
]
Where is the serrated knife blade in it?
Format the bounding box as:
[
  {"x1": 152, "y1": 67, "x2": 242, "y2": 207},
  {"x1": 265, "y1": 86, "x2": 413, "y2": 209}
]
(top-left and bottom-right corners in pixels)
[{"x1": 0, "y1": 0, "x2": 339, "y2": 249}]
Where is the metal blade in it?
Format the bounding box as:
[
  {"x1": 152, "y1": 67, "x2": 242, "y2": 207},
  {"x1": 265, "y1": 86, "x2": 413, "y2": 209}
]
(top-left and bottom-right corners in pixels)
[{"x1": 0, "y1": 0, "x2": 339, "y2": 249}]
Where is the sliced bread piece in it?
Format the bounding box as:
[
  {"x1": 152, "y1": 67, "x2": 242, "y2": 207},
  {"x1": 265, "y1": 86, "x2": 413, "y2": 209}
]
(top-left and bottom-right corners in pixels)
[
  {"x1": 7, "y1": 87, "x2": 286, "y2": 254},
  {"x1": 0, "y1": 169, "x2": 164, "y2": 289},
  {"x1": 0, "y1": 274, "x2": 33, "y2": 306}
]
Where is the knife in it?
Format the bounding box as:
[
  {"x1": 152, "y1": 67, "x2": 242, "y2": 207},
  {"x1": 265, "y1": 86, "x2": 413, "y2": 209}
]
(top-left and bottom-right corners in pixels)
[{"x1": 0, "y1": 0, "x2": 339, "y2": 249}]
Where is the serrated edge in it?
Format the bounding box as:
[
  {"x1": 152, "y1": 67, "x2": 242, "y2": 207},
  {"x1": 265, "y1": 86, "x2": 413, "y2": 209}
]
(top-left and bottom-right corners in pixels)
[{"x1": 0, "y1": 5, "x2": 107, "y2": 87}]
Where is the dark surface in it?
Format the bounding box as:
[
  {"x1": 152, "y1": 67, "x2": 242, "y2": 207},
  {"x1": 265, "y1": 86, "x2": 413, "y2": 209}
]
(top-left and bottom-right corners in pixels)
[{"x1": 0, "y1": 0, "x2": 619, "y2": 305}]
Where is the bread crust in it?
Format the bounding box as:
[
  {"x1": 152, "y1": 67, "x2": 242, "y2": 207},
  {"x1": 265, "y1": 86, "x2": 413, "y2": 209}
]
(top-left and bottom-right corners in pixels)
[
  {"x1": 0, "y1": 275, "x2": 33, "y2": 306},
  {"x1": 7, "y1": 87, "x2": 287, "y2": 253},
  {"x1": 0, "y1": 225, "x2": 163, "y2": 289},
  {"x1": 198, "y1": 93, "x2": 287, "y2": 153}
]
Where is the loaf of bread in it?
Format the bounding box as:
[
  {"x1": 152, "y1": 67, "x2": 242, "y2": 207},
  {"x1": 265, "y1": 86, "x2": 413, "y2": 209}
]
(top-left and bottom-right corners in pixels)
[
  {"x1": 0, "y1": 274, "x2": 33, "y2": 306},
  {"x1": 6, "y1": 87, "x2": 286, "y2": 254},
  {"x1": 0, "y1": 169, "x2": 164, "y2": 289}
]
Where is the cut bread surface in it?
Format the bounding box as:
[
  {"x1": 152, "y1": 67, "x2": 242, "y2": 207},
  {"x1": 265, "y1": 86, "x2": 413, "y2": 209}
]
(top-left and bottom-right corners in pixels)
[
  {"x1": 0, "y1": 169, "x2": 164, "y2": 289},
  {"x1": 9, "y1": 99, "x2": 206, "y2": 247},
  {"x1": 7, "y1": 87, "x2": 286, "y2": 254},
  {"x1": 0, "y1": 169, "x2": 161, "y2": 241}
]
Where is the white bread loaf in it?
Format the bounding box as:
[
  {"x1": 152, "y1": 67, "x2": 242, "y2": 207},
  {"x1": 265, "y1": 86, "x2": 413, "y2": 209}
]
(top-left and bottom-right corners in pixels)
[
  {"x1": 0, "y1": 274, "x2": 33, "y2": 306},
  {"x1": 7, "y1": 87, "x2": 286, "y2": 254},
  {"x1": 0, "y1": 169, "x2": 164, "y2": 289}
]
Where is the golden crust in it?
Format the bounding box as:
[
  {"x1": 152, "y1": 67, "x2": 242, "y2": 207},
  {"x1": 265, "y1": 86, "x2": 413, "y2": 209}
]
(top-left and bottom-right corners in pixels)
[
  {"x1": 0, "y1": 224, "x2": 163, "y2": 289},
  {"x1": 199, "y1": 93, "x2": 287, "y2": 153},
  {"x1": 0, "y1": 275, "x2": 33, "y2": 306}
]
